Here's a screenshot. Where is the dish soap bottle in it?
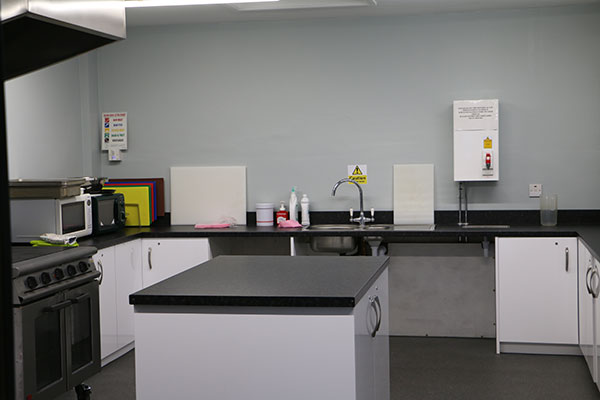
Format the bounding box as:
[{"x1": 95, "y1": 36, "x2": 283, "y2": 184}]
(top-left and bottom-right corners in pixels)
[
  {"x1": 276, "y1": 201, "x2": 288, "y2": 225},
  {"x1": 289, "y1": 187, "x2": 298, "y2": 221},
  {"x1": 301, "y1": 194, "x2": 310, "y2": 227}
]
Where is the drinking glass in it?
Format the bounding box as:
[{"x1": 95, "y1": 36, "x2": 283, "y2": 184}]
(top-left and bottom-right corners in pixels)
[{"x1": 540, "y1": 194, "x2": 558, "y2": 226}]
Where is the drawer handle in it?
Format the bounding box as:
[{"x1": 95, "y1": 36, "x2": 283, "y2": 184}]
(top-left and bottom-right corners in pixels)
[
  {"x1": 587, "y1": 267, "x2": 594, "y2": 294},
  {"x1": 565, "y1": 248, "x2": 569, "y2": 272},
  {"x1": 148, "y1": 247, "x2": 153, "y2": 270}
]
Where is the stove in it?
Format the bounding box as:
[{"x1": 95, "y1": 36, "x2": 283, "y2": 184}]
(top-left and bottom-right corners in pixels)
[
  {"x1": 12, "y1": 245, "x2": 101, "y2": 400},
  {"x1": 12, "y1": 246, "x2": 100, "y2": 305}
]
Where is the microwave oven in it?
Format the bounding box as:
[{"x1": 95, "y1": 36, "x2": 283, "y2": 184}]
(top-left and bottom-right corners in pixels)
[
  {"x1": 91, "y1": 193, "x2": 126, "y2": 235},
  {"x1": 10, "y1": 194, "x2": 93, "y2": 243}
]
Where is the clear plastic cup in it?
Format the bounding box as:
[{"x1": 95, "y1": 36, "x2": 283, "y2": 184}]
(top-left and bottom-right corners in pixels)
[{"x1": 540, "y1": 194, "x2": 558, "y2": 226}]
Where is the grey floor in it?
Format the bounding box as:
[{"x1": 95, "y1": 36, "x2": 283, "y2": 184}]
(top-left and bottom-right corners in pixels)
[{"x1": 55, "y1": 337, "x2": 600, "y2": 400}]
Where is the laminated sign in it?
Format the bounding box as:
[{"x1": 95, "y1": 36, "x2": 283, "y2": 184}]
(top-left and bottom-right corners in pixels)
[
  {"x1": 348, "y1": 164, "x2": 367, "y2": 184},
  {"x1": 101, "y1": 112, "x2": 128, "y2": 151}
]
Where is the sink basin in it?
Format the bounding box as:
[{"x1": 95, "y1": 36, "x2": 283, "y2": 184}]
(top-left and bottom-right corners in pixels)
[
  {"x1": 308, "y1": 224, "x2": 358, "y2": 231},
  {"x1": 461, "y1": 224, "x2": 510, "y2": 229},
  {"x1": 308, "y1": 225, "x2": 358, "y2": 253}
]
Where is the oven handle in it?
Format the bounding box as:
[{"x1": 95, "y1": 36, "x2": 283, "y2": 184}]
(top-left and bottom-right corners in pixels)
[
  {"x1": 44, "y1": 300, "x2": 72, "y2": 313},
  {"x1": 70, "y1": 293, "x2": 90, "y2": 304}
]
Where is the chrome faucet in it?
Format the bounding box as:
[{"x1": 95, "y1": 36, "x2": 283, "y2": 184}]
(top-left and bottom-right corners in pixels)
[{"x1": 331, "y1": 178, "x2": 375, "y2": 228}]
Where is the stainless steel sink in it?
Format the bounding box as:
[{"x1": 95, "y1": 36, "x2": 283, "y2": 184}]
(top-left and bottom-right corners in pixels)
[
  {"x1": 308, "y1": 224, "x2": 358, "y2": 231},
  {"x1": 308, "y1": 224, "x2": 357, "y2": 253},
  {"x1": 461, "y1": 224, "x2": 510, "y2": 229}
]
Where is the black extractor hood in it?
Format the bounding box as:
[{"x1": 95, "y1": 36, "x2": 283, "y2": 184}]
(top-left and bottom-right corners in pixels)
[{"x1": 1, "y1": 0, "x2": 126, "y2": 79}]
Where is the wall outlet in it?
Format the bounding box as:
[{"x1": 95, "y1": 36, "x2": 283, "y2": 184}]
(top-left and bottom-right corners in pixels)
[{"x1": 529, "y1": 184, "x2": 542, "y2": 198}]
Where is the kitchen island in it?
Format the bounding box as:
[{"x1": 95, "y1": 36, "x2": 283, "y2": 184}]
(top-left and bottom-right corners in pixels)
[{"x1": 129, "y1": 255, "x2": 389, "y2": 400}]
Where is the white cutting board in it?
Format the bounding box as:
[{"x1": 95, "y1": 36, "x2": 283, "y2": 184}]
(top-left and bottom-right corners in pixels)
[
  {"x1": 170, "y1": 166, "x2": 247, "y2": 225},
  {"x1": 393, "y1": 164, "x2": 434, "y2": 225}
]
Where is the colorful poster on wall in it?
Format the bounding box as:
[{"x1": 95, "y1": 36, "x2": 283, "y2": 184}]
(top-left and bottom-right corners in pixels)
[{"x1": 101, "y1": 112, "x2": 128, "y2": 151}]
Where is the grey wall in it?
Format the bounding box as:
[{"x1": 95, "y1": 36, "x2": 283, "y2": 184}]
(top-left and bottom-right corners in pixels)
[
  {"x1": 4, "y1": 53, "x2": 102, "y2": 179},
  {"x1": 96, "y1": 5, "x2": 600, "y2": 212}
]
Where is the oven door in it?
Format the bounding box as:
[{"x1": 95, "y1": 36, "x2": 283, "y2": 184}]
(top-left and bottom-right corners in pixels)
[
  {"x1": 18, "y1": 280, "x2": 100, "y2": 400},
  {"x1": 65, "y1": 280, "x2": 101, "y2": 387},
  {"x1": 19, "y1": 291, "x2": 69, "y2": 400}
]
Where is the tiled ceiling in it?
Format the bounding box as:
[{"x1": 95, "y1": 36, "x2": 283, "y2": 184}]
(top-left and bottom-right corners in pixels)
[{"x1": 126, "y1": 0, "x2": 599, "y2": 26}]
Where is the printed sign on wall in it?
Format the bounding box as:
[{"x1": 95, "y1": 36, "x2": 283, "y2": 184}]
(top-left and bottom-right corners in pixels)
[
  {"x1": 101, "y1": 112, "x2": 128, "y2": 150},
  {"x1": 348, "y1": 164, "x2": 367, "y2": 184}
]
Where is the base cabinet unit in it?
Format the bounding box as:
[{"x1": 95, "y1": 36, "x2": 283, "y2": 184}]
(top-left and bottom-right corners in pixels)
[
  {"x1": 95, "y1": 240, "x2": 142, "y2": 363},
  {"x1": 579, "y1": 239, "x2": 600, "y2": 391},
  {"x1": 141, "y1": 238, "x2": 211, "y2": 287},
  {"x1": 496, "y1": 237, "x2": 578, "y2": 353},
  {"x1": 94, "y1": 247, "x2": 118, "y2": 360},
  {"x1": 115, "y1": 240, "x2": 143, "y2": 348}
]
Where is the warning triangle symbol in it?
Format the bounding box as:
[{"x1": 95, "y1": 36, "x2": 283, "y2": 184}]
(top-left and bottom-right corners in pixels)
[{"x1": 352, "y1": 166, "x2": 363, "y2": 175}]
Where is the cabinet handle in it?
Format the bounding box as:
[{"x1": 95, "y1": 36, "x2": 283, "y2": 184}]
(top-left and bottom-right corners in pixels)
[
  {"x1": 565, "y1": 247, "x2": 569, "y2": 272},
  {"x1": 592, "y1": 269, "x2": 600, "y2": 299},
  {"x1": 97, "y1": 260, "x2": 104, "y2": 285},
  {"x1": 587, "y1": 267, "x2": 594, "y2": 294},
  {"x1": 148, "y1": 247, "x2": 153, "y2": 270},
  {"x1": 369, "y1": 295, "x2": 382, "y2": 338}
]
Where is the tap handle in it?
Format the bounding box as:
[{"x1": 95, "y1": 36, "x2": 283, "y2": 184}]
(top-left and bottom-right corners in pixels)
[
  {"x1": 371, "y1": 208, "x2": 375, "y2": 218},
  {"x1": 349, "y1": 208, "x2": 354, "y2": 219}
]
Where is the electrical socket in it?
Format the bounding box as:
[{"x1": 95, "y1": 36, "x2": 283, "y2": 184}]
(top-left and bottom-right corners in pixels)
[{"x1": 529, "y1": 184, "x2": 542, "y2": 198}]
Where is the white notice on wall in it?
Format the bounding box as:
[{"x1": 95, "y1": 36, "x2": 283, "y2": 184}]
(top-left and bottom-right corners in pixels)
[
  {"x1": 101, "y1": 112, "x2": 128, "y2": 150},
  {"x1": 453, "y1": 99, "x2": 498, "y2": 131}
]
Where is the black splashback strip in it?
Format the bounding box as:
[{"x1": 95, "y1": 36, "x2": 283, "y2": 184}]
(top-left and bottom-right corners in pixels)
[{"x1": 239, "y1": 210, "x2": 600, "y2": 227}]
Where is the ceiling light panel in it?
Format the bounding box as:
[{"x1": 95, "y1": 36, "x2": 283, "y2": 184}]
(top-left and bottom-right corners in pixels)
[{"x1": 229, "y1": 0, "x2": 377, "y2": 11}]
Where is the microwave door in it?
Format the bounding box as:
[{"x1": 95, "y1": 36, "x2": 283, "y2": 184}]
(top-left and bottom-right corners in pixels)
[{"x1": 61, "y1": 202, "x2": 86, "y2": 235}]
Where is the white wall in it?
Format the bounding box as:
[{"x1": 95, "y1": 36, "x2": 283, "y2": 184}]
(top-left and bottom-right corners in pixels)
[
  {"x1": 4, "y1": 53, "x2": 101, "y2": 179},
  {"x1": 6, "y1": 6, "x2": 600, "y2": 213},
  {"x1": 96, "y1": 5, "x2": 600, "y2": 212}
]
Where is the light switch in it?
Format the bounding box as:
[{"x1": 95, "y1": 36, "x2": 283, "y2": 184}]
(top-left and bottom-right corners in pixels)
[{"x1": 529, "y1": 184, "x2": 542, "y2": 198}]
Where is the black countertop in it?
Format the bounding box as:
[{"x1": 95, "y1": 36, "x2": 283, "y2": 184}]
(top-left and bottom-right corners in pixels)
[
  {"x1": 78, "y1": 223, "x2": 600, "y2": 257},
  {"x1": 129, "y1": 255, "x2": 389, "y2": 308}
]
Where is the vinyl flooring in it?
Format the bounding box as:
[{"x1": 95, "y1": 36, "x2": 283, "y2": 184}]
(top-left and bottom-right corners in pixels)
[{"x1": 54, "y1": 337, "x2": 600, "y2": 400}]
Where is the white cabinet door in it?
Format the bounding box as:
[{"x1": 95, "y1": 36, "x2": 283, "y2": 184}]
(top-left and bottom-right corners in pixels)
[
  {"x1": 141, "y1": 239, "x2": 211, "y2": 288},
  {"x1": 496, "y1": 237, "x2": 578, "y2": 345},
  {"x1": 579, "y1": 240, "x2": 596, "y2": 379},
  {"x1": 353, "y1": 269, "x2": 390, "y2": 400},
  {"x1": 94, "y1": 247, "x2": 119, "y2": 360},
  {"x1": 115, "y1": 239, "x2": 143, "y2": 348}
]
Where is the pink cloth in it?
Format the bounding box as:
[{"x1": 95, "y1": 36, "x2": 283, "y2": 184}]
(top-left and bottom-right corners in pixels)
[
  {"x1": 194, "y1": 223, "x2": 232, "y2": 229},
  {"x1": 278, "y1": 220, "x2": 302, "y2": 228}
]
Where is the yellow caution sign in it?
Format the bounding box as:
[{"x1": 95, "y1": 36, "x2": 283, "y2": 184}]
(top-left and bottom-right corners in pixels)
[
  {"x1": 483, "y1": 137, "x2": 492, "y2": 149},
  {"x1": 348, "y1": 164, "x2": 367, "y2": 184}
]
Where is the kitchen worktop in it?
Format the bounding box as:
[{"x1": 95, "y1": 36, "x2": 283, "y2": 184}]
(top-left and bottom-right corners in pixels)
[
  {"x1": 74, "y1": 210, "x2": 600, "y2": 261},
  {"x1": 129, "y1": 255, "x2": 389, "y2": 307}
]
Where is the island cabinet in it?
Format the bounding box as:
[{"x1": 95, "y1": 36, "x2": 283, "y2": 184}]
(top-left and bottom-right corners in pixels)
[
  {"x1": 495, "y1": 237, "x2": 578, "y2": 354},
  {"x1": 130, "y1": 256, "x2": 390, "y2": 400}
]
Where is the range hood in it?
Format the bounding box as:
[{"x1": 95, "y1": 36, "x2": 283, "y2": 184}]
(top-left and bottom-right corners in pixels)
[{"x1": 1, "y1": 0, "x2": 126, "y2": 79}]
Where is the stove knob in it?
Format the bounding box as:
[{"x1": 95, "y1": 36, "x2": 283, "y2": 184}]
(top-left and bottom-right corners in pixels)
[
  {"x1": 54, "y1": 268, "x2": 65, "y2": 280},
  {"x1": 67, "y1": 264, "x2": 77, "y2": 276},
  {"x1": 78, "y1": 261, "x2": 89, "y2": 273},
  {"x1": 40, "y1": 272, "x2": 51, "y2": 285},
  {"x1": 25, "y1": 276, "x2": 38, "y2": 290}
]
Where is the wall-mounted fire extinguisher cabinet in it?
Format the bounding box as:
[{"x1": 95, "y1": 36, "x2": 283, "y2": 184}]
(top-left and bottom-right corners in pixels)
[{"x1": 453, "y1": 99, "x2": 499, "y2": 182}]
